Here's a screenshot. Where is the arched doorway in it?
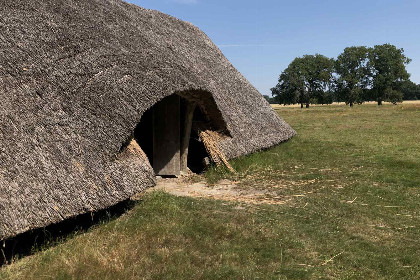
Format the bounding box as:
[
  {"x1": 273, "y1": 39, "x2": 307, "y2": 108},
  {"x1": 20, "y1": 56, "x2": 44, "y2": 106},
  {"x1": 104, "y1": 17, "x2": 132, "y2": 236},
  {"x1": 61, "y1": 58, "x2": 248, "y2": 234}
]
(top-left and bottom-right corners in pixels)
[{"x1": 133, "y1": 91, "x2": 229, "y2": 176}]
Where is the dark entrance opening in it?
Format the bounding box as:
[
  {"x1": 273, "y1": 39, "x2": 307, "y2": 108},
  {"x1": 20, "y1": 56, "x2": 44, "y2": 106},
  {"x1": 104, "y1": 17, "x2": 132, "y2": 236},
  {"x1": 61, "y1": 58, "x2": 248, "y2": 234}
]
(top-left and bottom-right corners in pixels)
[
  {"x1": 134, "y1": 104, "x2": 154, "y2": 166},
  {"x1": 186, "y1": 105, "x2": 210, "y2": 173},
  {"x1": 133, "y1": 91, "x2": 229, "y2": 176},
  {"x1": 134, "y1": 94, "x2": 181, "y2": 176}
]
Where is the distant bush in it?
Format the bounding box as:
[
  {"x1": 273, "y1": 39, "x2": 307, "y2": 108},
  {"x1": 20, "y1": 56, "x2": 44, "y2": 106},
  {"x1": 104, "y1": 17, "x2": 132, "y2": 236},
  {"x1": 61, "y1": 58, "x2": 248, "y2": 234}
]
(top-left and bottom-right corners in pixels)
[{"x1": 263, "y1": 95, "x2": 278, "y2": 104}]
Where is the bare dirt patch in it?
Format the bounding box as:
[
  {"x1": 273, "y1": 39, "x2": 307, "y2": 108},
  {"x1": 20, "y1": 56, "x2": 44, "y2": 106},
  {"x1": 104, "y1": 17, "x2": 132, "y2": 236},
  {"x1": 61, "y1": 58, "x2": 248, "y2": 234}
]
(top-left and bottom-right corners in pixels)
[{"x1": 145, "y1": 175, "x2": 295, "y2": 205}]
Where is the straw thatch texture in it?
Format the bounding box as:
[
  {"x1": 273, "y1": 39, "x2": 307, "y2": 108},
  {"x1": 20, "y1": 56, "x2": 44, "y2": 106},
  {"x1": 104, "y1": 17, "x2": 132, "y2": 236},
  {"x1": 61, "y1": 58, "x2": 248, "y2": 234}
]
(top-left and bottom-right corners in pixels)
[{"x1": 0, "y1": 0, "x2": 296, "y2": 240}]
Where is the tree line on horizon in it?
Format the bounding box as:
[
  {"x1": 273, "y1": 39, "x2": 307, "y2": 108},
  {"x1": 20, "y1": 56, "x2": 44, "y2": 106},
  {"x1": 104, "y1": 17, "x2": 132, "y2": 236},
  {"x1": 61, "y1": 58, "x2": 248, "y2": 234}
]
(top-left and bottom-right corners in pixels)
[{"x1": 268, "y1": 44, "x2": 419, "y2": 107}]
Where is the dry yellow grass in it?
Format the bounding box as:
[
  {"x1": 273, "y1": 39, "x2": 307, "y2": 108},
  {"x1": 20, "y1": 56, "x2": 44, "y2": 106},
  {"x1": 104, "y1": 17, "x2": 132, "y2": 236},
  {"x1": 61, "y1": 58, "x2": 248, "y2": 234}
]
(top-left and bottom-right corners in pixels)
[{"x1": 271, "y1": 100, "x2": 420, "y2": 109}]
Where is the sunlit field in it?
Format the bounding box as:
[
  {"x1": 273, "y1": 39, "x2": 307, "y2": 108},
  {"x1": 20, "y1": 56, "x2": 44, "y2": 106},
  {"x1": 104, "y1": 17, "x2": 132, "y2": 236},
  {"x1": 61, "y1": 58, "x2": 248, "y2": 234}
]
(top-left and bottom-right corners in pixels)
[{"x1": 1, "y1": 102, "x2": 419, "y2": 279}]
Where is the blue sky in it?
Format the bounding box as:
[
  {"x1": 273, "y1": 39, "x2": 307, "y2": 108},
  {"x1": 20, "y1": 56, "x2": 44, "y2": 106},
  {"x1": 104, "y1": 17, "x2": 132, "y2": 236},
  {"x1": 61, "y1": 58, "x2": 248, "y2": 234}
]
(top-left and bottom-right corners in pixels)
[{"x1": 128, "y1": 0, "x2": 420, "y2": 96}]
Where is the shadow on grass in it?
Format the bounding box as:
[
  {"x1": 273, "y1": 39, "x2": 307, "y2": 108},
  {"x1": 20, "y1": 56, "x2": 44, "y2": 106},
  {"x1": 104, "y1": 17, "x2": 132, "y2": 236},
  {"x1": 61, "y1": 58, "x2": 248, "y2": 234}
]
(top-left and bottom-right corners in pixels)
[{"x1": 0, "y1": 199, "x2": 138, "y2": 267}]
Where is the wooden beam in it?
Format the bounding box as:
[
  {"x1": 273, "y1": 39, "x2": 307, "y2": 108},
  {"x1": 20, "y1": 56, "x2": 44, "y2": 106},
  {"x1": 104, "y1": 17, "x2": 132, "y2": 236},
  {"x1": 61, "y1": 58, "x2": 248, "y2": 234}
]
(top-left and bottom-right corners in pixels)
[
  {"x1": 153, "y1": 95, "x2": 181, "y2": 176},
  {"x1": 180, "y1": 102, "x2": 196, "y2": 172}
]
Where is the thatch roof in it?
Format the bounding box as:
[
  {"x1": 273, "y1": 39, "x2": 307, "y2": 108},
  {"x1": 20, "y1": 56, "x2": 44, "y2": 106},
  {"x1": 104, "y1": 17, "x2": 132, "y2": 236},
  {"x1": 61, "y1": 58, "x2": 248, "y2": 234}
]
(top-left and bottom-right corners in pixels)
[{"x1": 0, "y1": 0, "x2": 296, "y2": 240}]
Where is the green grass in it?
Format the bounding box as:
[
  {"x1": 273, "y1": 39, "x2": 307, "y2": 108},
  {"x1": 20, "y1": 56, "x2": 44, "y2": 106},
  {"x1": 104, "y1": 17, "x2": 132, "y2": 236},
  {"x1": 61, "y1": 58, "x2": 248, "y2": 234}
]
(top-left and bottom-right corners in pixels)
[{"x1": 1, "y1": 103, "x2": 419, "y2": 279}]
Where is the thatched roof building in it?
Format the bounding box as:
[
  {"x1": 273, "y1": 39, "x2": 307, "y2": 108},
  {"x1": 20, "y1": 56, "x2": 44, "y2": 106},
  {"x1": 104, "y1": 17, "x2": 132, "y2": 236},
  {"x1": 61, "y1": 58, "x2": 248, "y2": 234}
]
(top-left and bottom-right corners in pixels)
[{"x1": 0, "y1": 0, "x2": 295, "y2": 240}]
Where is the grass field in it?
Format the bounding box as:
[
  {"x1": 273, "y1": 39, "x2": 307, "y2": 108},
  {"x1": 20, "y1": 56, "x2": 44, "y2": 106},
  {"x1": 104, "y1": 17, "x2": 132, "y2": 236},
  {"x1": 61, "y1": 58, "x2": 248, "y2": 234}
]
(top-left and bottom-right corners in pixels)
[{"x1": 1, "y1": 103, "x2": 419, "y2": 279}]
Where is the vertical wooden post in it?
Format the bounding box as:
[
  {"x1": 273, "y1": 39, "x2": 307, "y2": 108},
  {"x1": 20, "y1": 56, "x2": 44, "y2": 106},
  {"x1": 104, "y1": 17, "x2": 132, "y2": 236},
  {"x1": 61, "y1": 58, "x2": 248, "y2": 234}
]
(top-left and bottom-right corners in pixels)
[
  {"x1": 153, "y1": 95, "x2": 181, "y2": 176},
  {"x1": 180, "y1": 102, "x2": 196, "y2": 172}
]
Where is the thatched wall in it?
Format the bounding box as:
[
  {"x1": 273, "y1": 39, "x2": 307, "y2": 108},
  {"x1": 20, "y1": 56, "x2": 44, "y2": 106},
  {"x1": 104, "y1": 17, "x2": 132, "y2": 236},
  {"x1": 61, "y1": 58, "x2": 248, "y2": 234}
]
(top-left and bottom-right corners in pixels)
[{"x1": 0, "y1": 0, "x2": 296, "y2": 240}]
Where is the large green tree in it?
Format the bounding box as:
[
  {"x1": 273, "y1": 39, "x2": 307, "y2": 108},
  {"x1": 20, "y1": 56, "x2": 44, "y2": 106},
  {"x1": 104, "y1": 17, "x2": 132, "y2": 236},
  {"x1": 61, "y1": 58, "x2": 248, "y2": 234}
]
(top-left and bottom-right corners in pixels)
[
  {"x1": 368, "y1": 44, "x2": 411, "y2": 105},
  {"x1": 271, "y1": 54, "x2": 334, "y2": 108},
  {"x1": 335, "y1": 46, "x2": 371, "y2": 107}
]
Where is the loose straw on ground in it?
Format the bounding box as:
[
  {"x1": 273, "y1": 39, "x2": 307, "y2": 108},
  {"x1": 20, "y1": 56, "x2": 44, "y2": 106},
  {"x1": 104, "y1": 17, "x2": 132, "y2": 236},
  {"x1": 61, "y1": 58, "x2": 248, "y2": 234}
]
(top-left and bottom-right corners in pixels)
[{"x1": 321, "y1": 251, "x2": 345, "y2": 266}]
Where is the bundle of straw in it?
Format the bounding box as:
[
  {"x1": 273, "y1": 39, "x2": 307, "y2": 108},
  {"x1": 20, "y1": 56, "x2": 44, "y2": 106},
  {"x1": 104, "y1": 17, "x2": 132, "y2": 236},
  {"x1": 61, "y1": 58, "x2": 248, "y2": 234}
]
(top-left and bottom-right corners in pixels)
[{"x1": 199, "y1": 130, "x2": 236, "y2": 173}]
